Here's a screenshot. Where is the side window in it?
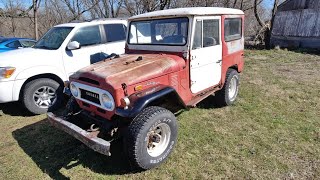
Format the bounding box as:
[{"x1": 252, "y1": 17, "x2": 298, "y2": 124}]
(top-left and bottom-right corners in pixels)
[
  {"x1": 224, "y1": 18, "x2": 242, "y2": 42},
  {"x1": 193, "y1": 19, "x2": 220, "y2": 49},
  {"x1": 6, "y1": 41, "x2": 22, "y2": 48},
  {"x1": 192, "y1": 20, "x2": 202, "y2": 50},
  {"x1": 104, "y1": 24, "x2": 126, "y2": 42},
  {"x1": 203, "y1": 19, "x2": 220, "y2": 47},
  {"x1": 71, "y1": 25, "x2": 101, "y2": 46},
  {"x1": 20, "y1": 40, "x2": 36, "y2": 47}
]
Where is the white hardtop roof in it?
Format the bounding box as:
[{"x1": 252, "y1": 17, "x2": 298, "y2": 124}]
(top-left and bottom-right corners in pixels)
[
  {"x1": 129, "y1": 7, "x2": 244, "y2": 20},
  {"x1": 54, "y1": 19, "x2": 127, "y2": 28}
]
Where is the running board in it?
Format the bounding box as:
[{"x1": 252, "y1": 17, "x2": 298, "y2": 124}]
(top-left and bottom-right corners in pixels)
[{"x1": 186, "y1": 87, "x2": 220, "y2": 107}]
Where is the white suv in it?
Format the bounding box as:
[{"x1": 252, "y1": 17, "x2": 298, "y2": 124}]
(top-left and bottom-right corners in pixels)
[{"x1": 0, "y1": 19, "x2": 127, "y2": 114}]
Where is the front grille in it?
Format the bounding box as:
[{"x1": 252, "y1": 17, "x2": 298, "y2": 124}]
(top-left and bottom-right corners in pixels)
[
  {"x1": 80, "y1": 89, "x2": 100, "y2": 105},
  {"x1": 79, "y1": 77, "x2": 100, "y2": 86}
]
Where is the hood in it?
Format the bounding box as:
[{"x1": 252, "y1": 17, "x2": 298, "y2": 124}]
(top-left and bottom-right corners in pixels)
[
  {"x1": 0, "y1": 48, "x2": 58, "y2": 67},
  {"x1": 74, "y1": 53, "x2": 186, "y2": 88}
]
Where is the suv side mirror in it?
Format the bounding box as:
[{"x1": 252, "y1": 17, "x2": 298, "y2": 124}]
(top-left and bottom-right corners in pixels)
[{"x1": 67, "y1": 41, "x2": 80, "y2": 50}]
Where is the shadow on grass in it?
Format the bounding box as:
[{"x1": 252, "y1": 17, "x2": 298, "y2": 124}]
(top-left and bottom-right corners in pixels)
[
  {"x1": 291, "y1": 48, "x2": 320, "y2": 56},
  {"x1": 12, "y1": 119, "x2": 136, "y2": 179},
  {"x1": 196, "y1": 95, "x2": 225, "y2": 109},
  {"x1": 0, "y1": 102, "x2": 33, "y2": 117}
]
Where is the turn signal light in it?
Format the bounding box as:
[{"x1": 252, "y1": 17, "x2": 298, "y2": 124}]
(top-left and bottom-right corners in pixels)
[
  {"x1": 135, "y1": 85, "x2": 143, "y2": 91},
  {"x1": 120, "y1": 97, "x2": 130, "y2": 109},
  {"x1": 0, "y1": 67, "x2": 16, "y2": 78}
]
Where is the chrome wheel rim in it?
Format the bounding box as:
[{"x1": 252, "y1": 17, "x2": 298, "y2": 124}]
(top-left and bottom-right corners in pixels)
[
  {"x1": 228, "y1": 76, "x2": 238, "y2": 101},
  {"x1": 147, "y1": 123, "x2": 171, "y2": 157},
  {"x1": 33, "y1": 86, "x2": 57, "y2": 109}
]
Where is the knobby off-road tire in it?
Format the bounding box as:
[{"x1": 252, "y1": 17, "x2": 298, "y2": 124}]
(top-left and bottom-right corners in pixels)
[
  {"x1": 125, "y1": 106, "x2": 178, "y2": 170},
  {"x1": 215, "y1": 69, "x2": 240, "y2": 107},
  {"x1": 22, "y1": 78, "x2": 63, "y2": 114}
]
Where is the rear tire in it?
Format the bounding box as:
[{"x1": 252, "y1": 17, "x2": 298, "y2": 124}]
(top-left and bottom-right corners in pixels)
[
  {"x1": 125, "y1": 106, "x2": 178, "y2": 170},
  {"x1": 215, "y1": 69, "x2": 240, "y2": 106},
  {"x1": 22, "y1": 78, "x2": 63, "y2": 114}
]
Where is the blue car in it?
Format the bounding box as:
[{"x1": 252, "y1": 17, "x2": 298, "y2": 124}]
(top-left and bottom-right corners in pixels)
[{"x1": 0, "y1": 37, "x2": 36, "y2": 53}]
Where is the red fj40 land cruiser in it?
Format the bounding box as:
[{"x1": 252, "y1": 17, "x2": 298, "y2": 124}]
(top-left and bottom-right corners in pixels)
[{"x1": 48, "y1": 7, "x2": 245, "y2": 170}]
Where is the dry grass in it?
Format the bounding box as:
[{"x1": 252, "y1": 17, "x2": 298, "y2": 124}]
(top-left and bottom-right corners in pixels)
[{"x1": 0, "y1": 49, "x2": 319, "y2": 179}]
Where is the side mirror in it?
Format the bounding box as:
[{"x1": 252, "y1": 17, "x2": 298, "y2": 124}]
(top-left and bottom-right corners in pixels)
[{"x1": 67, "y1": 41, "x2": 80, "y2": 50}]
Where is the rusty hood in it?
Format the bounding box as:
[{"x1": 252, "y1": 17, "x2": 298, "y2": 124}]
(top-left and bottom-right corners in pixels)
[{"x1": 74, "y1": 53, "x2": 186, "y2": 88}]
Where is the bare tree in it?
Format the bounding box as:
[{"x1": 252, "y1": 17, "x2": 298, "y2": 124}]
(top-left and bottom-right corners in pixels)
[
  {"x1": 33, "y1": 0, "x2": 41, "y2": 40},
  {"x1": 124, "y1": 0, "x2": 171, "y2": 15},
  {"x1": 61, "y1": 0, "x2": 100, "y2": 21},
  {"x1": 254, "y1": 0, "x2": 279, "y2": 48}
]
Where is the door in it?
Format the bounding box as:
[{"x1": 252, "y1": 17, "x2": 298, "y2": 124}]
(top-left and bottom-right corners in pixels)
[
  {"x1": 63, "y1": 25, "x2": 104, "y2": 77},
  {"x1": 190, "y1": 16, "x2": 222, "y2": 93}
]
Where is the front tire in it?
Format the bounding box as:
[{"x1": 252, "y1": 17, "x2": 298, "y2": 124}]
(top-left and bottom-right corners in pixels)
[
  {"x1": 125, "y1": 106, "x2": 178, "y2": 170},
  {"x1": 215, "y1": 69, "x2": 240, "y2": 106},
  {"x1": 22, "y1": 78, "x2": 63, "y2": 114}
]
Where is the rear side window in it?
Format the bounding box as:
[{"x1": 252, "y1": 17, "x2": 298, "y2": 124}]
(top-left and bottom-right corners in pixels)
[
  {"x1": 224, "y1": 18, "x2": 242, "y2": 42},
  {"x1": 71, "y1": 25, "x2": 102, "y2": 46},
  {"x1": 5, "y1": 41, "x2": 22, "y2": 48},
  {"x1": 104, "y1": 24, "x2": 126, "y2": 42},
  {"x1": 20, "y1": 40, "x2": 36, "y2": 47}
]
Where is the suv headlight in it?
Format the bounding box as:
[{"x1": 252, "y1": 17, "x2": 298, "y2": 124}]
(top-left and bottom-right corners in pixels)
[
  {"x1": 70, "y1": 82, "x2": 79, "y2": 97},
  {"x1": 101, "y1": 92, "x2": 115, "y2": 110},
  {"x1": 0, "y1": 67, "x2": 16, "y2": 79}
]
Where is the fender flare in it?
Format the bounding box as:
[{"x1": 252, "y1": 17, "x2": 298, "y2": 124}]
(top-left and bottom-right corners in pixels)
[{"x1": 115, "y1": 87, "x2": 186, "y2": 118}]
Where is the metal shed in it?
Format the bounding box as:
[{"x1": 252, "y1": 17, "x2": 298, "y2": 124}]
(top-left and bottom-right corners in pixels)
[{"x1": 271, "y1": 0, "x2": 320, "y2": 49}]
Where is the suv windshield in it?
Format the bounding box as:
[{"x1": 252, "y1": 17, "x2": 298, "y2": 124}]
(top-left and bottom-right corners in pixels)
[
  {"x1": 129, "y1": 17, "x2": 188, "y2": 46},
  {"x1": 34, "y1": 27, "x2": 73, "y2": 50}
]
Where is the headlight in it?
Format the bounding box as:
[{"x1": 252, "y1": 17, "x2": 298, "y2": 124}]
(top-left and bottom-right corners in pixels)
[
  {"x1": 70, "y1": 82, "x2": 79, "y2": 97},
  {"x1": 101, "y1": 92, "x2": 115, "y2": 110},
  {"x1": 0, "y1": 67, "x2": 16, "y2": 79}
]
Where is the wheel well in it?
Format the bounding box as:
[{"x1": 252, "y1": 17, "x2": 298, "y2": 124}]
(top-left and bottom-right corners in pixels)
[
  {"x1": 148, "y1": 92, "x2": 186, "y2": 113},
  {"x1": 19, "y1": 73, "x2": 64, "y2": 100},
  {"x1": 229, "y1": 65, "x2": 239, "y2": 72}
]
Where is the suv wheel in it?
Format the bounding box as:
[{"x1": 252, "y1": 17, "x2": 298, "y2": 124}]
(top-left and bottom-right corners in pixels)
[
  {"x1": 215, "y1": 69, "x2": 240, "y2": 106},
  {"x1": 125, "y1": 106, "x2": 178, "y2": 170},
  {"x1": 22, "y1": 78, "x2": 63, "y2": 114}
]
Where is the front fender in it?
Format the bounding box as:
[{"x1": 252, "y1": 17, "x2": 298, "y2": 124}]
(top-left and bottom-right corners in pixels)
[
  {"x1": 11, "y1": 66, "x2": 67, "y2": 101},
  {"x1": 115, "y1": 87, "x2": 185, "y2": 118},
  {"x1": 15, "y1": 66, "x2": 66, "y2": 81}
]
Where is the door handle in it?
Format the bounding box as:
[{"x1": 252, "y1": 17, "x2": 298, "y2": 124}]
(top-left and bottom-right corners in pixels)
[{"x1": 216, "y1": 60, "x2": 222, "y2": 63}]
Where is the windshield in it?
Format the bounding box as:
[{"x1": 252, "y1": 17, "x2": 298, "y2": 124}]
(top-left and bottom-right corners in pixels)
[
  {"x1": 129, "y1": 17, "x2": 189, "y2": 46},
  {"x1": 34, "y1": 27, "x2": 73, "y2": 50}
]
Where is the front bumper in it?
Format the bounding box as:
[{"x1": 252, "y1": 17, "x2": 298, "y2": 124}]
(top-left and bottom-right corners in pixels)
[
  {"x1": 47, "y1": 112, "x2": 111, "y2": 156},
  {"x1": 0, "y1": 80, "x2": 14, "y2": 103}
]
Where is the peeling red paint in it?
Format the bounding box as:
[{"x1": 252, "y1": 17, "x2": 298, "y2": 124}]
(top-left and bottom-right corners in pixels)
[{"x1": 70, "y1": 14, "x2": 245, "y2": 120}]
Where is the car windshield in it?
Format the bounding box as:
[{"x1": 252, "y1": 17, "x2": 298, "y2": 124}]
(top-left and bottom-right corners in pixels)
[
  {"x1": 34, "y1": 27, "x2": 73, "y2": 50},
  {"x1": 129, "y1": 17, "x2": 189, "y2": 46}
]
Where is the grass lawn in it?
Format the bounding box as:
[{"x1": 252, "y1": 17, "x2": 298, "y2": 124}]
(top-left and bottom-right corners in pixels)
[{"x1": 0, "y1": 49, "x2": 319, "y2": 179}]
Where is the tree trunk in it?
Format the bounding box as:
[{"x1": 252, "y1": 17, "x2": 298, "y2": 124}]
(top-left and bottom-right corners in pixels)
[
  {"x1": 33, "y1": 0, "x2": 39, "y2": 40},
  {"x1": 254, "y1": 0, "x2": 265, "y2": 27},
  {"x1": 266, "y1": 0, "x2": 279, "y2": 49}
]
